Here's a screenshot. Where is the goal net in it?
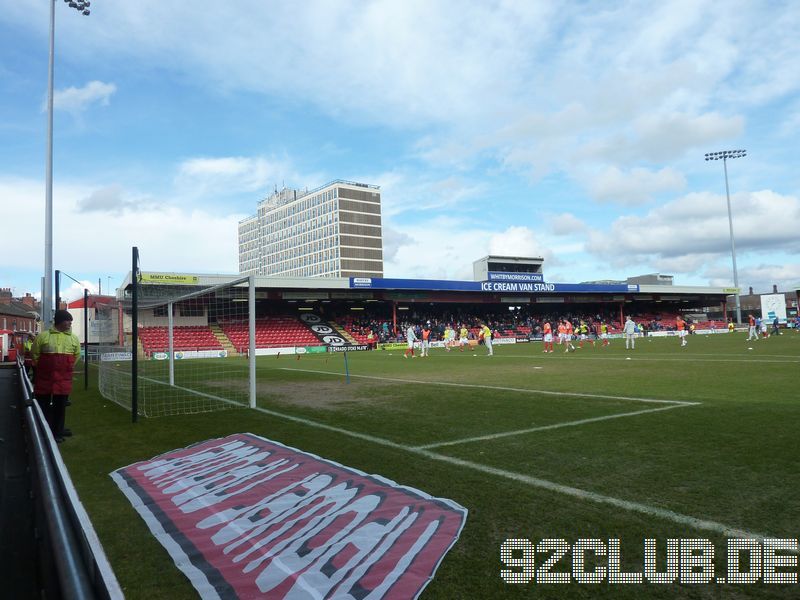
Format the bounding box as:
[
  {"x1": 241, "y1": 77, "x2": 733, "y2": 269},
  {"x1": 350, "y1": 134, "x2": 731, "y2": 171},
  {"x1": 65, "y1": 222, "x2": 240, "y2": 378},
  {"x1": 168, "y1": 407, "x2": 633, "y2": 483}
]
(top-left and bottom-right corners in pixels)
[{"x1": 99, "y1": 270, "x2": 256, "y2": 418}]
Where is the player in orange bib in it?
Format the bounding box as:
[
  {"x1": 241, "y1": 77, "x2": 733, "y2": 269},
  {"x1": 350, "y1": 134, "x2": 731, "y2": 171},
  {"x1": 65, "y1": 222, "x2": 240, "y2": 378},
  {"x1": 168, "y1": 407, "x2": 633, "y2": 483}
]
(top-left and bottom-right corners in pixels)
[
  {"x1": 542, "y1": 321, "x2": 553, "y2": 353},
  {"x1": 564, "y1": 320, "x2": 576, "y2": 353},
  {"x1": 421, "y1": 325, "x2": 431, "y2": 357},
  {"x1": 676, "y1": 316, "x2": 687, "y2": 347}
]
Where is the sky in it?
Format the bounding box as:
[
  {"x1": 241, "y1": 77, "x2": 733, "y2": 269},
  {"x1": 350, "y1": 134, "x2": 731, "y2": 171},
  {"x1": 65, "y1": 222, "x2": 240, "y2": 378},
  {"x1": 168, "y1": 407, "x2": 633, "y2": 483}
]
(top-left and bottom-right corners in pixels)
[{"x1": 1, "y1": 1, "x2": 799, "y2": 302}]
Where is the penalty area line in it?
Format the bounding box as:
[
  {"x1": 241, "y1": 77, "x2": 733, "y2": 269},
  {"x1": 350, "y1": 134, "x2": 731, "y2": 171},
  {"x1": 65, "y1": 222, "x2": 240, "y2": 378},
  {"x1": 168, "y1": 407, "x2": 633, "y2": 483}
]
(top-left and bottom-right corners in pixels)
[
  {"x1": 278, "y1": 367, "x2": 695, "y2": 406},
  {"x1": 133, "y1": 376, "x2": 764, "y2": 540},
  {"x1": 414, "y1": 402, "x2": 700, "y2": 450}
]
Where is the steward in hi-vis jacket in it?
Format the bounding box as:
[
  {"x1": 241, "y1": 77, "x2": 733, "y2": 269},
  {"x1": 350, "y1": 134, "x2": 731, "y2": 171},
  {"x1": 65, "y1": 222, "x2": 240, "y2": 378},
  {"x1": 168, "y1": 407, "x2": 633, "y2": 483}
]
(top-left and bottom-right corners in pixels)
[{"x1": 32, "y1": 309, "x2": 81, "y2": 442}]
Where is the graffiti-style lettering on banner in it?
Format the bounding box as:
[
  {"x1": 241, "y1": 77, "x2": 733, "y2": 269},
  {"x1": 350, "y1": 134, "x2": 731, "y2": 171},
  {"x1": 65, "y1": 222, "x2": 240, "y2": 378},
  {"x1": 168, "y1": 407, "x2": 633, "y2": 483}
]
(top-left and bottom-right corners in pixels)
[{"x1": 112, "y1": 433, "x2": 467, "y2": 599}]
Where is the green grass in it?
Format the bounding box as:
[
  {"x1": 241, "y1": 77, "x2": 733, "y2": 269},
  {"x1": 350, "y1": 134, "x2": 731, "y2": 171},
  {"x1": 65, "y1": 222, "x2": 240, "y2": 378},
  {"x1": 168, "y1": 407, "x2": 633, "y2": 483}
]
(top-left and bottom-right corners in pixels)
[{"x1": 63, "y1": 332, "x2": 800, "y2": 598}]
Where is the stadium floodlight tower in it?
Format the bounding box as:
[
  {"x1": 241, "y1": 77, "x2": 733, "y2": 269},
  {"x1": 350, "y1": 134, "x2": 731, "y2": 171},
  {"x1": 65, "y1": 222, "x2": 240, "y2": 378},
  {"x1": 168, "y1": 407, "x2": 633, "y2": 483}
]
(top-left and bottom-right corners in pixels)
[
  {"x1": 43, "y1": 0, "x2": 90, "y2": 327},
  {"x1": 704, "y1": 149, "x2": 747, "y2": 325}
]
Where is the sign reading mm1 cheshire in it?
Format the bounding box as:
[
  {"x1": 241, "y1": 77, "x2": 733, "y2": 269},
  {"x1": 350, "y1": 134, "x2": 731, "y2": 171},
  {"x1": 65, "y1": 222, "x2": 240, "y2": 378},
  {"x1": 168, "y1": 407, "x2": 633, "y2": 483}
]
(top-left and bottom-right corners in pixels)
[{"x1": 140, "y1": 273, "x2": 200, "y2": 285}]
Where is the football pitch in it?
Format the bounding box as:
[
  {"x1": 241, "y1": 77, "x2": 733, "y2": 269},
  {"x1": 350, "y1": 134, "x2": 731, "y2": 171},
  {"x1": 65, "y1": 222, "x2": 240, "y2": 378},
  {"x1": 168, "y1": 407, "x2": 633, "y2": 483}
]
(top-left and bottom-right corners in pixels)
[{"x1": 66, "y1": 332, "x2": 800, "y2": 599}]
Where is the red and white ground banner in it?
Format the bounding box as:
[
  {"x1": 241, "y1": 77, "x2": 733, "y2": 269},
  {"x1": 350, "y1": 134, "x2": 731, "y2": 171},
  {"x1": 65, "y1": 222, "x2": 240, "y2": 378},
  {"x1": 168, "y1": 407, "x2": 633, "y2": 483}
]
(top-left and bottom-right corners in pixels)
[{"x1": 111, "y1": 433, "x2": 467, "y2": 599}]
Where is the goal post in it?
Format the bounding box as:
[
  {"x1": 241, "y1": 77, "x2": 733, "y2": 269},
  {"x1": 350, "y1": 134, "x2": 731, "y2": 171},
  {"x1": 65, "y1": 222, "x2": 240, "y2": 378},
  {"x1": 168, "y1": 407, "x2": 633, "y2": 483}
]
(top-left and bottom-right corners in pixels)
[{"x1": 98, "y1": 264, "x2": 256, "y2": 418}]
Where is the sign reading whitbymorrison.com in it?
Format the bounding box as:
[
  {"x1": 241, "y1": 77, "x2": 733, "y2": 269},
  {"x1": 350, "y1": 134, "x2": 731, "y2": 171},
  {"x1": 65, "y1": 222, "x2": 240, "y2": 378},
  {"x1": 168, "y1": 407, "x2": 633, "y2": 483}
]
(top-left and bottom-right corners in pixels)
[{"x1": 112, "y1": 434, "x2": 467, "y2": 599}]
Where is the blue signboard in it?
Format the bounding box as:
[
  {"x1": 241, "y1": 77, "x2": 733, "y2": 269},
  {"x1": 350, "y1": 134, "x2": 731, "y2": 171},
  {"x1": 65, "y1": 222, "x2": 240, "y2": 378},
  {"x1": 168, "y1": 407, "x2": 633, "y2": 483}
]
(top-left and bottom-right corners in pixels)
[
  {"x1": 487, "y1": 272, "x2": 544, "y2": 283},
  {"x1": 350, "y1": 277, "x2": 638, "y2": 294}
]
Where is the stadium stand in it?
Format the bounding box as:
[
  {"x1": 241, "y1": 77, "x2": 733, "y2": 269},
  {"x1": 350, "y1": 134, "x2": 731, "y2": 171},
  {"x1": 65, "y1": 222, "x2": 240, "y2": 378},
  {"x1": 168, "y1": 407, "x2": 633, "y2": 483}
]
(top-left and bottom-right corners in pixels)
[
  {"x1": 219, "y1": 316, "x2": 321, "y2": 352},
  {"x1": 135, "y1": 307, "x2": 722, "y2": 356},
  {"x1": 138, "y1": 325, "x2": 223, "y2": 355},
  {"x1": 335, "y1": 316, "x2": 374, "y2": 344}
]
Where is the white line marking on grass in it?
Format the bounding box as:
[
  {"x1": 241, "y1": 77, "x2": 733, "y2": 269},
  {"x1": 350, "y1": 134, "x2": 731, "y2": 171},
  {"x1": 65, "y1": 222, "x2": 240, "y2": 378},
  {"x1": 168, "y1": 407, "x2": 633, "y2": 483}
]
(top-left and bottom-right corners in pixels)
[
  {"x1": 136, "y1": 376, "x2": 764, "y2": 539},
  {"x1": 279, "y1": 367, "x2": 694, "y2": 405},
  {"x1": 497, "y1": 354, "x2": 800, "y2": 364},
  {"x1": 411, "y1": 449, "x2": 766, "y2": 540},
  {"x1": 572, "y1": 357, "x2": 800, "y2": 364},
  {"x1": 414, "y1": 403, "x2": 700, "y2": 450},
  {"x1": 140, "y1": 376, "x2": 410, "y2": 449},
  {"x1": 256, "y1": 402, "x2": 762, "y2": 538}
]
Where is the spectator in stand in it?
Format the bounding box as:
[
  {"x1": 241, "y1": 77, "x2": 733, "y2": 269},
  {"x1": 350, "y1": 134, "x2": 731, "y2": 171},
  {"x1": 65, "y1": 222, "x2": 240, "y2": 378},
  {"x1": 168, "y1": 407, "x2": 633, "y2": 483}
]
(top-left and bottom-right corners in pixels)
[
  {"x1": 32, "y1": 310, "x2": 81, "y2": 443},
  {"x1": 623, "y1": 316, "x2": 636, "y2": 350},
  {"x1": 366, "y1": 330, "x2": 376, "y2": 350}
]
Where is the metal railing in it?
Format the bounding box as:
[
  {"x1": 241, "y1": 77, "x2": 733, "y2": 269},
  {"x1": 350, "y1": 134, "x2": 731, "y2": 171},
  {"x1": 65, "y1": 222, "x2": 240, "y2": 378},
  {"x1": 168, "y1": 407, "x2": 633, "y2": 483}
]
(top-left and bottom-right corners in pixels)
[{"x1": 16, "y1": 358, "x2": 123, "y2": 599}]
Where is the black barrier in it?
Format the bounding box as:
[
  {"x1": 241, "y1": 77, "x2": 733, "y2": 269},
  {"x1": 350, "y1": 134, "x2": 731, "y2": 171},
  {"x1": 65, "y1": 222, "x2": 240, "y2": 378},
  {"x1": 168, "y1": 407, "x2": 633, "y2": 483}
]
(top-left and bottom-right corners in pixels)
[{"x1": 16, "y1": 358, "x2": 122, "y2": 599}]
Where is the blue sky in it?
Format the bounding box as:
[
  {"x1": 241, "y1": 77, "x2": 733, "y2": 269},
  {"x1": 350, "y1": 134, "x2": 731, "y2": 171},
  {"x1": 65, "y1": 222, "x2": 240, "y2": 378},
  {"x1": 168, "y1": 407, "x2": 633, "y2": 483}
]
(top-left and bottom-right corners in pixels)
[{"x1": 2, "y1": 1, "x2": 799, "y2": 302}]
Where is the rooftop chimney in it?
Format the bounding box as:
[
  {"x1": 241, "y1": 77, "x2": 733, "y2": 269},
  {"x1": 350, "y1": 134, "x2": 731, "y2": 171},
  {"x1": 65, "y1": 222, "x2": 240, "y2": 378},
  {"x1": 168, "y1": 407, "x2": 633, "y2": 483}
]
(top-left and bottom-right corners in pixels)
[
  {"x1": 749, "y1": 286, "x2": 753, "y2": 295},
  {"x1": 773, "y1": 284, "x2": 778, "y2": 293}
]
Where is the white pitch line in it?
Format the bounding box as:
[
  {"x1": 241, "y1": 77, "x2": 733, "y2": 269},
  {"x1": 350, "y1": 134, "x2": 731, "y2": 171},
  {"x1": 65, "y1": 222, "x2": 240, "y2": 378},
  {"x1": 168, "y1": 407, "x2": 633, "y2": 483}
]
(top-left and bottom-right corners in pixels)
[
  {"x1": 130, "y1": 376, "x2": 764, "y2": 539},
  {"x1": 414, "y1": 403, "x2": 700, "y2": 450},
  {"x1": 411, "y1": 448, "x2": 765, "y2": 540},
  {"x1": 139, "y1": 375, "x2": 410, "y2": 449},
  {"x1": 493, "y1": 354, "x2": 800, "y2": 364},
  {"x1": 609, "y1": 351, "x2": 800, "y2": 359},
  {"x1": 279, "y1": 367, "x2": 694, "y2": 405},
  {"x1": 254, "y1": 402, "x2": 762, "y2": 538}
]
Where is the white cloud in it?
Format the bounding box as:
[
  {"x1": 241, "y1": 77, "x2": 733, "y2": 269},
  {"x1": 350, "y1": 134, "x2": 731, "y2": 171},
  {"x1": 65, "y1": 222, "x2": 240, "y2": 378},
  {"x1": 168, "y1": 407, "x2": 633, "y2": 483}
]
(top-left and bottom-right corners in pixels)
[
  {"x1": 77, "y1": 185, "x2": 159, "y2": 214},
  {"x1": 367, "y1": 170, "x2": 487, "y2": 219},
  {"x1": 633, "y1": 113, "x2": 744, "y2": 162},
  {"x1": 722, "y1": 263, "x2": 800, "y2": 294},
  {"x1": 10, "y1": 2, "x2": 797, "y2": 188},
  {"x1": 585, "y1": 167, "x2": 686, "y2": 205},
  {"x1": 52, "y1": 80, "x2": 116, "y2": 114},
  {"x1": 383, "y1": 220, "x2": 557, "y2": 281},
  {"x1": 61, "y1": 280, "x2": 99, "y2": 303},
  {"x1": 382, "y1": 227, "x2": 413, "y2": 263},
  {"x1": 589, "y1": 190, "x2": 800, "y2": 258},
  {"x1": 585, "y1": 190, "x2": 800, "y2": 286},
  {"x1": 4, "y1": 2, "x2": 799, "y2": 295},
  {"x1": 0, "y1": 177, "x2": 243, "y2": 281},
  {"x1": 487, "y1": 226, "x2": 547, "y2": 259},
  {"x1": 175, "y1": 156, "x2": 305, "y2": 197},
  {"x1": 382, "y1": 217, "x2": 492, "y2": 280},
  {"x1": 548, "y1": 213, "x2": 589, "y2": 236}
]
